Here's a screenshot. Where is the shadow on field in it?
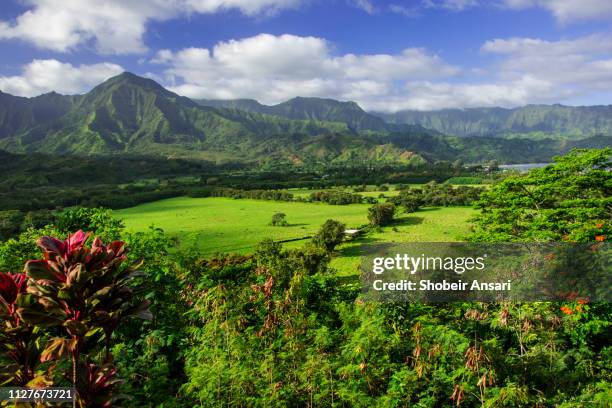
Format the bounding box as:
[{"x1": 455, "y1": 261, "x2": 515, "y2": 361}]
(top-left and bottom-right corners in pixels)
[
  {"x1": 414, "y1": 207, "x2": 442, "y2": 212},
  {"x1": 394, "y1": 216, "x2": 424, "y2": 226},
  {"x1": 336, "y1": 237, "x2": 381, "y2": 258}
]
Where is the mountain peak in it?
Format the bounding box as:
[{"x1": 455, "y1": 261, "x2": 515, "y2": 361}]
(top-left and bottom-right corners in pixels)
[{"x1": 95, "y1": 72, "x2": 168, "y2": 93}]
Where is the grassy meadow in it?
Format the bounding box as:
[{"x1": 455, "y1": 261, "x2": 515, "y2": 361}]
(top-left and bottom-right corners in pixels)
[
  {"x1": 331, "y1": 206, "x2": 476, "y2": 275},
  {"x1": 115, "y1": 196, "x2": 476, "y2": 274},
  {"x1": 116, "y1": 197, "x2": 372, "y2": 255}
]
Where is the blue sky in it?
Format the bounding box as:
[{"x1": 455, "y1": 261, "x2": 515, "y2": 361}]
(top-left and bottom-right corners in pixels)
[{"x1": 0, "y1": 0, "x2": 611, "y2": 111}]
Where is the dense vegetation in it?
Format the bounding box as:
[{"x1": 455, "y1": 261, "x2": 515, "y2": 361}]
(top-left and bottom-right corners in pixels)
[
  {"x1": 390, "y1": 183, "x2": 484, "y2": 212},
  {"x1": 377, "y1": 104, "x2": 612, "y2": 139},
  {"x1": 1, "y1": 149, "x2": 609, "y2": 406}
]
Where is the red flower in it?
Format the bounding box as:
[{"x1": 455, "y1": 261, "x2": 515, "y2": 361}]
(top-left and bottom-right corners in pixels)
[
  {"x1": 560, "y1": 306, "x2": 573, "y2": 315},
  {"x1": 595, "y1": 235, "x2": 605, "y2": 242},
  {"x1": 596, "y1": 223, "x2": 604, "y2": 229}
]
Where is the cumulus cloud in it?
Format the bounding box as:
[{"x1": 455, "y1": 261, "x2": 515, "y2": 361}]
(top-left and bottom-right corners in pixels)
[
  {"x1": 502, "y1": 0, "x2": 612, "y2": 23},
  {"x1": 0, "y1": 0, "x2": 303, "y2": 54},
  {"x1": 2, "y1": 32, "x2": 610, "y2": 111},
  {"x1": 154, "y1": 32, "x2": 612, "y2": 111},
  {"x1": 482, "y1": 34, "x2": 612, "y2": 93},
  {"x1": 0, "y1": 59, "x2": 123, "y2": 96},
  {"x1": 154, "y1": 33, "x2": 459, "y2": 108},
  {"x1": 387, "y1": 0, "x2": 612, "y2": 22}
]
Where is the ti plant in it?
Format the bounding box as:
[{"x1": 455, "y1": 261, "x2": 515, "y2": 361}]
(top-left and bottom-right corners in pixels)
[
  {"x1": 2, "y1": 230, "x2": 152, "y2": 407},
  {"x1": 0, "y1": 271, "x2": 48, "y2": 387}
]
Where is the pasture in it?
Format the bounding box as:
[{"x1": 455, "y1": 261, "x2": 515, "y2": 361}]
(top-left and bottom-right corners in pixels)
[{"x1": 116, "y1": 197, "x2": 477, "y2": 274}]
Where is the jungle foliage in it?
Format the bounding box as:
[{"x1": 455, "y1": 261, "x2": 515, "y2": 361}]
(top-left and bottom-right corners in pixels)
[{"x1": 0, "y1": 149, "x2": 610, "y2": 407}]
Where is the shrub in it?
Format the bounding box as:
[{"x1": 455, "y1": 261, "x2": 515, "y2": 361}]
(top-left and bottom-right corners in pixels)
[
  {"x1": 312, "y1": 219, "x2": 346, "y2": 252},
  {"x1": 0, "y1": 230, "x2": 151, "y2": 407},
  {"x1": 270, "y1": 212, "x2": 288, "y2": 226},
  {"x1": 368, "y1": 203, "x2": 395, "y2": 227}
]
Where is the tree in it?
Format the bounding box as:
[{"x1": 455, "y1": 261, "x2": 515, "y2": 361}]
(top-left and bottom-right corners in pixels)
[
  {"x1": 368, "y1": 203, "x2": 395, "y2": 227},
  {"x1": 270, "y1": 212, "x2": 288, "y2": 226},
  {"x1": 312, "y1": 219, "x2": 346, "y2": 252},
  {"x1": 0, "y1": 210, "x2": 24, "y2": 240},
  {"x1": 471, "y1": 148, "x2": 611, "y2": 242}
]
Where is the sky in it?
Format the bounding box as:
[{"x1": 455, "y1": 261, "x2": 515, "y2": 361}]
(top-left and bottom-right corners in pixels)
[{"x1": 0, "y1": 0, "x2": 611, "y2": 112}]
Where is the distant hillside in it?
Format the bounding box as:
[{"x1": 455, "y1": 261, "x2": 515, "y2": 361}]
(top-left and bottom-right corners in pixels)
[
  {"x1": 375, "y1": 105, "x2": 612, "y2": 138},
  {"x1": 0, "y1": 91, "x2": 79, "y2": 137},
  {"x1": 196, "y1": 96, "x2": 389, "y2": 132},
  {"x1": 0, "y1": 73, "x2": 608, "y2": 165},
  {"x1": 0, "y1": 73, "x2": 356, "y2": 157},
  {"x1": 0, "y1": 73, "x2": 426, "y2": 164}
]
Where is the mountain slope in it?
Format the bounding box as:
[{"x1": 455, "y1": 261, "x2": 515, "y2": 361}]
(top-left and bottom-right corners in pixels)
[
  {"x1": 0, "y1": 73, "x2": 354, "y2": 157},
  {"x1": 196, "y1": 96, "x2": 389, "y2": 132},
  {"x1": 0, "y1": 91, "x2": 79, "y2": 138},
  {"x1": 375, "y1": 105, "x2": 612, "y2": 138},
  {"x1": 0, "y1": 73, "x2": 608, "y2": 165}
]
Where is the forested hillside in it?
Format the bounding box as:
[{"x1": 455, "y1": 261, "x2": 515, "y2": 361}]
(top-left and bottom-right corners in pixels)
[
  {"x1": 375, "y1": 104, "x2": 612, "y2": 139},
  {"x1": 0, "y1": 73, "x2": 609, "y2": 164}
]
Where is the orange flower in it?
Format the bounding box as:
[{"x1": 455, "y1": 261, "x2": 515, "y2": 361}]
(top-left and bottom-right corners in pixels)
[
  {"x1": 596, "y1": 223, "x2": 604, "y2": 229},
  {"x1": 575, "y1": 305, "x2": 583, "y2": 312},
  {"x1": 560, "y1": 306, "x2": 574, "y2": 315},
  {"x1": 577, "y1": 298, "x2": 589, "y2": 305},
  {"x1": 595, "y1": 235, "x2": 605, "y2": 242}
]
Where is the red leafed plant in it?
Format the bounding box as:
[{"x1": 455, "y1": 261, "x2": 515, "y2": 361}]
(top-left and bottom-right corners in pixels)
[
  {"x1": 0, "y1": 271, "x2": 48, "y2": 386},
  {"x1": 9, "y1": 230, "x2": 152, "y2": 407}
]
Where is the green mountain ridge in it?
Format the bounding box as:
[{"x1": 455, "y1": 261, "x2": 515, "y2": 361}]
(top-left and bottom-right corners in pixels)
[
  {"x1": 0, "y1": 73, "x2": 362, "y2": 159},
  {"x1": 0, "y1": 72, "x2": 609, "y2": 165},
  {"x1": 196, "y1": 96, "x2": 390, "y2": 132},
  {"x1": 374, "y1": 105, "x2": 612, "y2": 138}
]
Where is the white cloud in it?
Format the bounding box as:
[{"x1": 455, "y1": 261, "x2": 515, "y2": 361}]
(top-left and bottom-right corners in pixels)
[
  {"x1": 350, "y1": 0, "x2": 377, "y2": 14},
  {"x1": 368, "y1": 75, "x2": 559, "y2": 111},
  {"x1": 0, "y1": 59, "x2": 123, "y2": 96},
  {"x1": 0, "y1": 0, "x2": 303, "y2": 55},
  {"x1": 502, "y1": 0, "x2": 612, "y2": 23},
  {"x1": 154, "y1": 33, "x2": 459, "y2": 108},
  {"x1": 1, "y1": 32, "x2": 609, "y2": 112},
  {"x1": 422, "y1": 0, "x2": 479, "y2": 11},
  {"x1": 156, "y1": 32, "x2": 612, "y2": 111},
  {"x1": 387, "y1": 0, "x2": 612, "y2": 22},
  {"x1": 481, "y1": 34, "x2": 612, "y2": 93}
]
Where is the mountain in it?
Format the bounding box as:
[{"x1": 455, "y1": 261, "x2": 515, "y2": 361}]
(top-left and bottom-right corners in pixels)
[
  {"x1": 374, "y1": 105, "x2": 612, "y2": 139},
  {"x1": 196, "y1": 96, "x2": 389, "y2": 132},
  {"x1": 0, "y1": 72, "x2": 609, "y2": 165},
  {"x1": 0, "y1": 73, "x2": 359, "y2": 158},
  {"x1": 0, "y1": 91, "x2": 79, "y2": 137}
]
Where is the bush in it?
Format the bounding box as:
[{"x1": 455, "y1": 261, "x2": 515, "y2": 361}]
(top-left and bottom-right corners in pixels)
[
  {"x1": 368, "y1": 203, "x2": 395, "y2": 227},
  {"x1": 312, "y1": 219, "x2": 346, "y2": 252},
  {"x1": 270, "y1": 212, "x2": 288, "y2": 226},
  {"x1": 0, "y1": 210, "x2": 24, "y2": 240}
]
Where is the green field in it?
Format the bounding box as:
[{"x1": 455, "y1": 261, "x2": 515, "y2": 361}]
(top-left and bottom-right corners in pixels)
[
  {"x1": 116, "y1": 197, "x2": 477, "y2": 273},
  {"x1": 116, "y1": 197, "x2": 372, "y2": 255},
  {"x1": 330, "y1": 206, "x2": 476, "y2": 275}
]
